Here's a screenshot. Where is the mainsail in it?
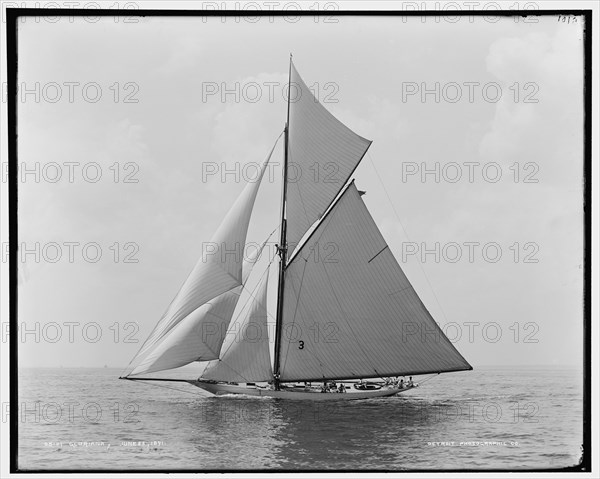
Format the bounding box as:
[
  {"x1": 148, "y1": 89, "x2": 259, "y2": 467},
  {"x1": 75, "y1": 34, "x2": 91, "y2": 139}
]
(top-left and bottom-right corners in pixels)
[
  {"x1": 202, "y1": 270, "x2": 273, "y2": 383},
  {"x1": 286, "y1": 62, "x2": 372, "y2": 256},
  {"x1": 125, "y1": 138, "x2": 279, "y2": 376},
  {"x1": 278, "y1": 183, "x2": 472, "y2": 382}
]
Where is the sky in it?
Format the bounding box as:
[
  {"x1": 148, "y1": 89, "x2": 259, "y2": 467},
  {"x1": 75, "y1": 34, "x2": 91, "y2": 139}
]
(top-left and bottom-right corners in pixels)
[{"x1": 4, "y1": 7, "x2": 588, "y2": 371}]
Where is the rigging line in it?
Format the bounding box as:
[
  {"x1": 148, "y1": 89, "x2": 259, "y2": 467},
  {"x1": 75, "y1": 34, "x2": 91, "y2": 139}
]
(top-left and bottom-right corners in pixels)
[
  {"x1": 367, "y1": 150, "x2": 450, "y2": 324},
  {"x1": 368, "y1": 245, "x2": 389, "y2": 264}
]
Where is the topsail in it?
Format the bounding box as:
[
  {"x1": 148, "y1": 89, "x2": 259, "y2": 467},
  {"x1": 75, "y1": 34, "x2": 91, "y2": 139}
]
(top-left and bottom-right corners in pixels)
[{"x1": 285, "y1": 62, "x2": 372, "y2": 256}]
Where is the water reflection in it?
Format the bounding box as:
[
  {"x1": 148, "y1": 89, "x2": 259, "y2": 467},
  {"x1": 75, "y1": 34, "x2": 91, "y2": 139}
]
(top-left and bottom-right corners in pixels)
[
  {"x1": 271, "y1": 397, "x2": 448, "y2": 469},
  {"x1": 188, "y1": 395, "x2": 450, "y2": 470}
]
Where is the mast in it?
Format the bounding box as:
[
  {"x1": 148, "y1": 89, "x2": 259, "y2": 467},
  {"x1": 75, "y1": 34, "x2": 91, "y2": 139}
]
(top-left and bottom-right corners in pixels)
[{"x1": 273, "y1": 54, "x2": 292, "y2": 390}]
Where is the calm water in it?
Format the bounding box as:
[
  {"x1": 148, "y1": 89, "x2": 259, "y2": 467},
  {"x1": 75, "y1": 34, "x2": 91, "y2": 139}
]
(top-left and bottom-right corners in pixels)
[{"x1": 16, "y1": 366, "x2": 582, "y2": 471}]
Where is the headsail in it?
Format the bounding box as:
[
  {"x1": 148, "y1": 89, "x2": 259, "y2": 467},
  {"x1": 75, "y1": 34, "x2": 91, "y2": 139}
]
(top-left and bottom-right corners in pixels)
[
  {"x1": 286, "y1": 61, "x2": 372, "y2": 256},
  {"x1": 125, "y1": 137, "x2": 279, "y2": 376},
  {"x1": 202, "y1": 268, "x2": 273, "y2": 383},
  {"x1": 129, "y1": 288, "x2": 242, "y2": 376},
  {"x1": 278, "y1": 183, "x2": 472, "y2": 382}
]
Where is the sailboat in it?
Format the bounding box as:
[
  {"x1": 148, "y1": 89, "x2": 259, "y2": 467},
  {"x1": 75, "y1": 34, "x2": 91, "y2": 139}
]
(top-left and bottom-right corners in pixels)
[{"x1": 120, "y1": 57, "x2": 472, "y2": 400}]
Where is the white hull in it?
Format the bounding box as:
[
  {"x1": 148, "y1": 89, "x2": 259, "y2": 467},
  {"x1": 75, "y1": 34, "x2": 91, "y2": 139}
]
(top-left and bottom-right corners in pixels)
[{"x1": 189, "y1": 380, "x2": 414, "y2": 401}]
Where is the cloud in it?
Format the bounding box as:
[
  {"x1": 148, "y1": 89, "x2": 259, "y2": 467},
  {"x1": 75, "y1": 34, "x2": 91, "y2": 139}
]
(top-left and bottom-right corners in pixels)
[{"x1": 481, "y1": 25, "x2": 584, "y2": 183}]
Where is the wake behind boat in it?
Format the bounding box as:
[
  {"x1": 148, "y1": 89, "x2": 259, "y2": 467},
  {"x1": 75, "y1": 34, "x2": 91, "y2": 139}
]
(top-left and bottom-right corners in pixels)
[{"x1": 121, "y1": 56, "x2": 472, "y2": 400}]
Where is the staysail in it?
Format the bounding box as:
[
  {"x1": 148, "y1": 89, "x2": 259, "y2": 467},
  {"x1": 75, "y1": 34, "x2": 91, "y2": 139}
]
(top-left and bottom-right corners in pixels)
[
  {"x1": 278, "y1": 182, "x2": 472, "y2": 382},
  {"x1": 202, "y1": 269, "x2": 273, "y2": 383},
  {"x1": 286, "y1": 61, "x2": 372, "y2": 256},
  {"x1": 125, "y1": 138, "x2": 279, "y2": 376}
]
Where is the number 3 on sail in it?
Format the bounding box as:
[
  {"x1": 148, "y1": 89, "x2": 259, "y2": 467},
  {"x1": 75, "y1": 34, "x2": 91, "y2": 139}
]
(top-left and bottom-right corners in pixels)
[{"x1": 120, "y1": 57, "x2": 472, "y2": 401}]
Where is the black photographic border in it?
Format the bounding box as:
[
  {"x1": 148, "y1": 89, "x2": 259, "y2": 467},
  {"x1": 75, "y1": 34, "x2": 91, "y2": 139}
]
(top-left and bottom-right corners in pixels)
[{"x1": 5, "y1": 6, "x2": 593, "y2": 474}]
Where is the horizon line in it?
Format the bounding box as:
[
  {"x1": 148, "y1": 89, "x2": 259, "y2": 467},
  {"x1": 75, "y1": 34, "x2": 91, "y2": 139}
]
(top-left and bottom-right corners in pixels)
[{"x1": 17, "y1": 364, "x2": 585, "y2": 369}]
